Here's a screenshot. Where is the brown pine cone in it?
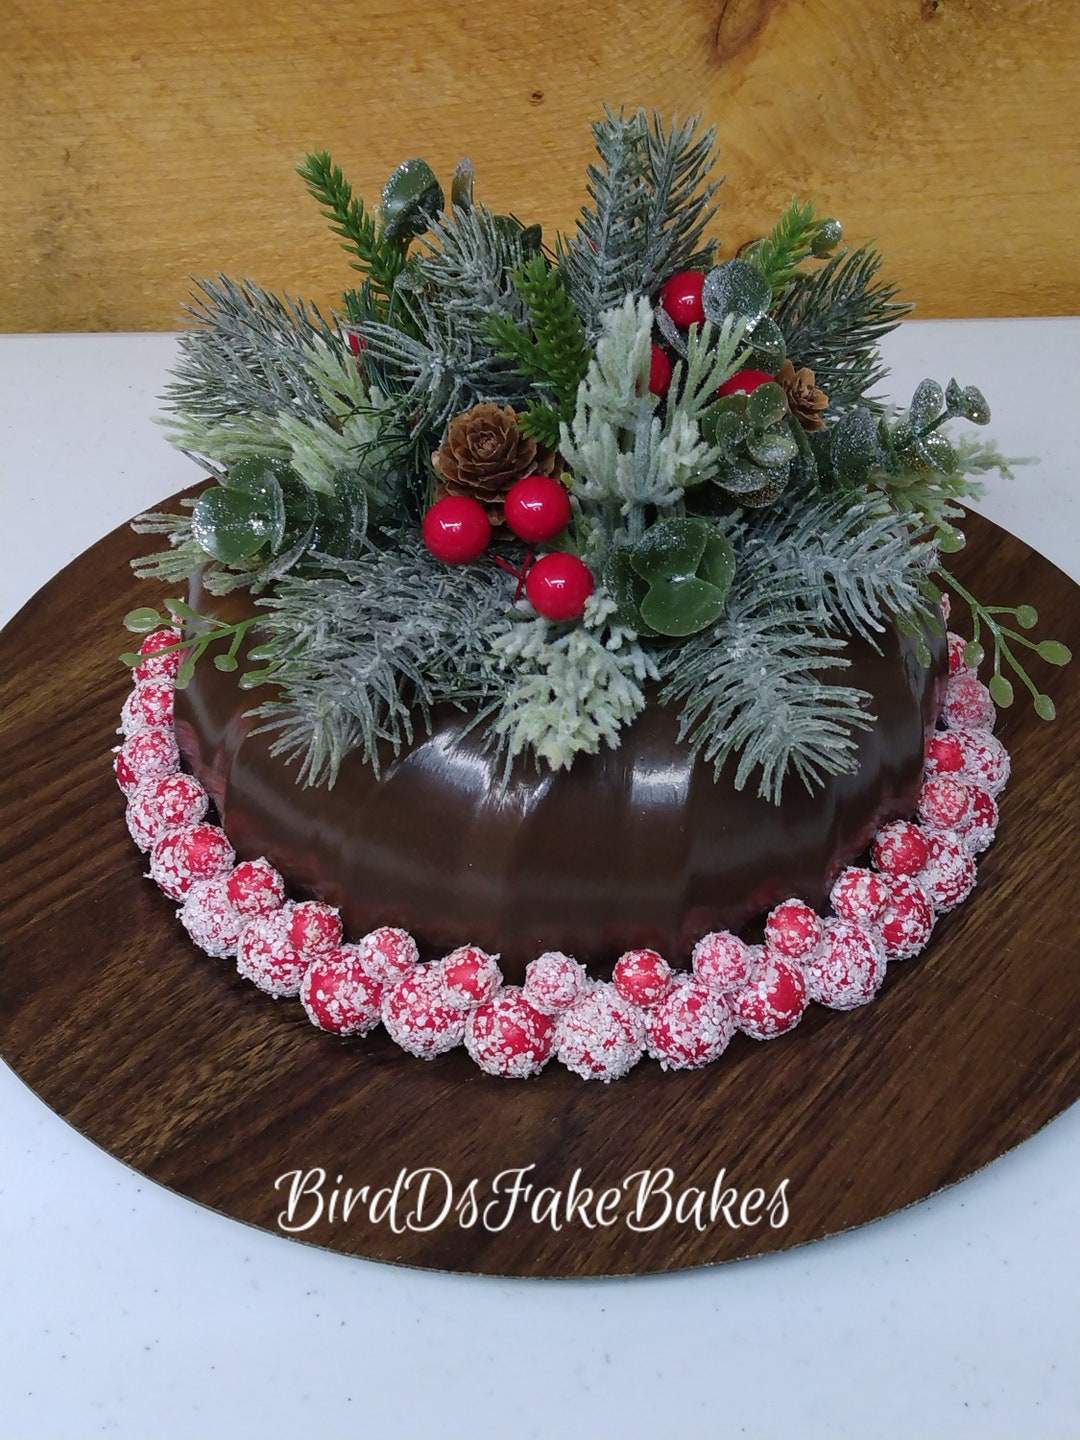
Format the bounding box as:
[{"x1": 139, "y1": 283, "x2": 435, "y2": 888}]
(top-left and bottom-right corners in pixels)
[
  {"x1": 778, "y1": 359, "x2": 829, "y2": 432},
  {"x1": 432, "y1": 403, "x2": 563, "y2": 520}
]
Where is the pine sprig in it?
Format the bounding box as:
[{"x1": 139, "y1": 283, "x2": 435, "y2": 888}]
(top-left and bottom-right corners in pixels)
[
  {"x1": 485, "y1": 255, "x2": 591, "y2": 448},
  {"x1": 297, "y1": 152, "x2": 408, "y2": 319},
  {"x1": 746, "y1": 198, "x2": 839, "y2": 297},
  {"x1": 773, "y1": 245, "x2": 911, "y2": 409}
]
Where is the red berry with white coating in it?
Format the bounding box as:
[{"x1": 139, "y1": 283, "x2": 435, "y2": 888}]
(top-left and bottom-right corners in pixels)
[
  {"x1": 356, "y1": 926, "x2": 420, "y2": 983},
  {"x1": 556, "y1": 983, "x2": 646, "y2": 1082},
  {"x1": 692, "y1": 930, "x2": 757, "y2": 994},
  {"x1": 877, "y1": 877, "x2": 935, "y2": 961},
  {"x1": 381, "y1": 964, "x2": 466, "y2": 1059},
  {"x1": 226, "y1": 858, "x2": 286, "y2": 917},
  {"x1": 947, "y1": 632, "x2": 974, "y2": 677},
  {"x1": 150, "y1": 823, "x2": 235, "y2": 901},
  {"x1": 465, "y1": 988, "x2": 555, "y2": 1078},
  {"x1": 954, "y1": 784, "x2": 999, "y2": 854},
  {"x1": 180, "y1": 877, "x2": 247, "y2": 958},
  {"x1": 121, "y1": 680, "x2": 176, "y2": 737},
  {"x1": 126, "y1": 772, "x2": 208, "y2": 851},
  {"x1": 918, "y1": 775, "x2": 974, "y2": 831},
  {"x1": 916, "y1": 832, "x2": 977, "y2": 912},
  {"x1": 644, "y1": 978, "x2": 736, "y2": 1070},
  {"x1": 803, "y1": 920, "x2": 886, "y2": 1011},
  {"x1": 288, "y1": 901, "x2": 343, "y2": 958},
  {"x1": 764, "y1": 899, "x2": 824, "y2": 960},
  {"x1": 942, "y1": 674, "x2": 996, "y2": 731},
  {"x1": 523, "y1": 951, "x2": 587, "y2": 1014},
  {"x1": 733, "y1": 958, "x2": 808, "y2": 1040},
  {"x1": 525, "y1": 553, "x2": 595, "y2": 622},
  {"x1": 440, "y1": 945, "x2": 503, "y2": 1009},
  {"x1": 236, "y1": 905, "x2": 308, "y2": 998},
  {"x1": 872, "y1": 820, "x2": 930, "y2": 877},
  {"x1": 829, "y1": 867, "x2": 890, "y2": 924},
  {"x1": 134, "y1": 628, "x2": 183, "y2": 681},
  {"x1": 925, "y1": 730, "x2": 966, "y2": 775},
  {"x1": 504, "y1": 476, "x2": 572, "y2": 545},
  {"x1": 952, "y1": 729, "x2": 1010, "y2": 796},
  {"x1": 613, "y1": 949, "x2": 673, "y2": 1008},
  {"x1": 658, "y1": 270, "x2": 706, "y2": 329},
  {"x1": 115, "y1": 727, "x2": 179, "y2": 796},
  {"x1": 422, "y1": 495, "x2": 492, "y2": 565},
  {"x1": 301, "y1": 945, "x2": 383, "y2": 1036}
]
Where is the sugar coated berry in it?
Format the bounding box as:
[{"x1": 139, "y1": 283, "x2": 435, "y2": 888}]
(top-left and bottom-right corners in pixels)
[
  {"x1": 126, "y1": 772, "x2": 208, "y2": 851},
  {"x1": 644, "y1": 978, "x2": 736, "y2": 1071},
  {"x1": 150, "y1": 823, "x2": 235, "y2": 901},
  {"x1": 236, "y1": 905, "x2": 309, "y2": 998},
  {"x1": 764, "y1": 899, "x2": 824, "y2": 960},
  {"x1": 649, "y1": 344, "x2": 673, "y2": 398},
  {"x1": 503, "y1": 475, "x2": 572, "y2": 545},
  {"x1": 918, "y1": 775, "x2": 974, "y2": 832},
  {"x1": 134, "y1": 627, "x2": 183, "y2": 682},
  {"x1": 954, "y1": 784, "x2": 999, "y2": 854},
  {"x1": 422, "y1": 495, "x2": 492, "y2": 565},
  {"x1": 300, "y1": 945, "x2": 384, "y2": 1036},
  {"x1": 942, "y1": 674, "x2": 996, "y2": 731},
  {"x1": 872, "y1": 820, "x2": 930, "y2": 877},
  {"x1": 356, "y1": 926, "x2": 420, "y2": 983},
  {"x1": 121, "y1": 679, "x2": 176, "y2": 737},
  {"x1": 916, "y1": 832, "x2": 977, "y2": 912},
  {"x1": 226, "y1": 858, "x2": 286, "y2": 917},
  {"x1": 288, "y1": 901, "x2": 343, "y2": 958},
  {"x1": 692, "y1": 930, "x2": 756, "y2": 994},
  {"x1": 523, "y1": 951, "x2": 587, "y2": 1014},
  {"x1": 613, "y1": 948, "x2": 673, "y2": 1008},
  {"x1": 115, "y1": 727, "x2": 179, "y2": 796},
  {"x1": 947, "y1": 632, "x2": 975, "y2": 678},
  {"x1": 952, "y1": 729, "x2": 1010, "y2": 796},
  {"x1": 658, "y1": 269, "x2": 706, "y2": 330},
  {"x1": 803, "y1": 920, "x2": 886, "y2": 1011},
  {"x1": 733, "y1": 958, "x2": 808, "y2": 1040},
  {"x1": 465, "y1": 988, "x2": 556, "y2": 1078},
  {"x1": 555, "y1": 983, "x2": 646, "y2": 1082},
  {"x1": 381, "y1": 965, "x2": 466, "y2": 1059},
  {"x1": 877, "y1": 877, "x2": 935, "y2": 961},
  {"x1": 440, "y1": 945, "x2": 503, "y2": 1009},
  {"x1": 525, "y1": 552, "x2": 595, "y2": 622},
  {"x1": 717, "y1": 367, "x2": 776, "y2": 398},
  {"x1": 180, "y1": 877, "x2": 247, "y2": 959},
  {"x1": 925, "y1": 730, "x2": 966, "y2": 775},
  {"x1": 829, "y1": 867, "x2": 890, "y2": 924}
]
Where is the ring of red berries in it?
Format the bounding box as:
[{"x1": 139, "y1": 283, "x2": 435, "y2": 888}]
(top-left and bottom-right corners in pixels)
[{"x1": 116, "y1": 614, "x2": 1007, "y2": 1081}]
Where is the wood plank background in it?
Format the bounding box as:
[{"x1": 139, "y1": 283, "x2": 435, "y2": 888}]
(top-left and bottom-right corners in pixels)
[{"x1": 2, "y1": 0, "x2": 1079, "y2": 333}]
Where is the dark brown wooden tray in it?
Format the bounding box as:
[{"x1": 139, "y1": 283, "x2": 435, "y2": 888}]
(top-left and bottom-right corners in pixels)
[{"x1": 1, "y1": 505, "x2": 1077, "y2": 1278}]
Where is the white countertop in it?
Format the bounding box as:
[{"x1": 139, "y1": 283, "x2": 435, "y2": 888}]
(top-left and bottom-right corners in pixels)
[{"x1": 2, "y1": 323, "x2": 1079, "y2": 1440}]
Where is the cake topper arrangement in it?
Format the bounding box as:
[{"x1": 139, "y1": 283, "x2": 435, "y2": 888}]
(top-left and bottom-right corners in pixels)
[{"x1": 127, "y1": 107, "x2": 1069, "y2": 800}]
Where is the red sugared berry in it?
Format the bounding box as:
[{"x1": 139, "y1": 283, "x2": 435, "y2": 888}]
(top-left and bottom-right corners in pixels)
[
  {"x1": 764, "y1": 899, "x2": 824, "y2": 960},
  {"x1": 525, "y1": 553, "x2": 595, "y2": 622},
  {"x1": 126, "y1": 773, "x2": 208, "y2": 851},
  {"x1": 877, "y1": 877, "x2": 935, "y2": 961},
  {"x1": 523, "y1": 951, "x2": 587, "y2": 1014},
  {"x1": 301, "y1": 945, "x2": 383, "y2": 1036},
  {"x1": 134, "y1": 628, "x2": 183, "y2": 682},
  {"x1": 422, "y1": 495, "x2": 492, "y2": 565},
  {"x1": 829, "y1": 867, "x2": 890, "y2": 924},
  {"x1": 236, "y1": 906, "x2": 309, "y2": 998},
  {"x1": 803, "y1": 920, "x2": 886, "y2": 1011},
  {"x1": 733, "y1": 958, "x2": 808, "y2": 1040},
  {"x1": 150, "y1": 823, "x2": 235, "y2": 900},
  {"x1": 180, "y1": 877, "x2": 247, "y2": 959},
  {"x1": 555, "y1": 983, "x2": 646, "y2": 1082},
  {"x1": 121, "y1": 679, "x2": 175, "y2": 737},
  {"x1": 357, "y1": 926, "x2": 420, "y2": 983},
  {"x1": 613, "y1": 948, "x2": 673, "y2": 1008},
  {"x1": 381, "y1": 964, "x2": 466, "y2": 1059},
  {"x1": 226, "y1": 858, "x2": 286, "y2": 917},
  {"x1": 918, "y1": 775, "x2": 974, "y2": 831},
  {"x1": 115, "y1": 727, "x2": 179, "y2": 796},
  {"x1": 947, "y1": 632, "x2": 974, "y2": 677},
  {"x1": 503, "y1": 476, "x2": 572, "y2": 545},
  {"x1": 925, "y1": 730, "x2": 966, "y2": 775},
  {"x1": 916, "y1": 833, "x2": 977, "y2": 912},
  {"x1": 644, "y1": 978, "x2": 735, "y2": 1071},
  {"x1": 658, "y1": 270, "x2": 706, "y2": 329},
  {"x1": 465, "y1": 988, "x2": 555, "y2": 1078},
  {"x1": 871, "y1": 820, "x2": 930, "y2": 877},
  {"x1": 440, "y1": 945, "x2": 503, "y2": 1009},
  {"x1": 942, "y1": 674, "x2": 996, "y2": 731},
  {"x1": 717, "y1": 368, "x2": 776, "y2": 398},
  {"x1": 692, "y1": 931, "x2": 757, "y2": 994},
  {"x1": 951, "y1": 729, "x2": 1010, "y2": 796},
  {"x1": 955, "y1": 784, "x2": 999, "y2": 854},
  {"x1": 649, "y1": 344, "x2": 673, "y2": 398},
  {"x1": 288, "y1": 901, "x2": 343, "y2": 958}
]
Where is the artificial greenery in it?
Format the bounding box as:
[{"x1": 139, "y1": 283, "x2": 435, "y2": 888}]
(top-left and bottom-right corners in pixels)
[
  {"x1": 136, "y1": 107, "x2": 1070, "y2": 797},
  {"x1": 122, "y1": 601, "x2": 263, "y2": 689}
]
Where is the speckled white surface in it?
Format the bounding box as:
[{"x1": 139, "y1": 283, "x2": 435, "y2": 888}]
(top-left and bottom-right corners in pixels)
[{"x1": 2, "y1": 324, "x2": 1078, "y2": 1440}]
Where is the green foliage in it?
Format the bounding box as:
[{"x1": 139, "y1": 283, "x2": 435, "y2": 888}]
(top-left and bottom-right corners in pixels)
[
  {"x1": 743, "y1": 199, "x2": 842, "y2": 297},
  {"x1": 605, "y1": 516, "x2": 735, "y2": 636},
  {"x1": 297, "y1": 152, "x2": 412, "y2": 319},
  {"x1": 557, "y1": 107, "x2": 722, "y2": 337},
  {"x1": 773, "y1": 244, "x2": 912, "y2": 410},
  {"x1": 700, "y1": 383, "x2": 800, "y2": 506},
  {"x1": 120, "y1": 600, "x2": 263, "y2": 689},
  {"x1": 485, "y1": 255, "x2": 592, "y2": 450}
]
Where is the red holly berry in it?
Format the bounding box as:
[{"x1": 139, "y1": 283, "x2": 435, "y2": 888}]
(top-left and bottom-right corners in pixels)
[
  {"x1": 422, "y1": 495, "x2": 492, "y2": 565},
  {"x1": 525, "y1": 553, "x2": 595, "y2": 622},
  {"x1": 717, "y1": 368, "x2": 775, "y2": 398},
  {"x1": 613, "y1": 949, "x2": 673, "y2": 1008},
  {"x1": 659, "y1": 270, "x2": 706, "y2": 329},
  {"x1": 503, "y1": 476, "x2": 572, "y2": 545},
  {"x1": 649, "y1": 344, "x2": 674, "y2": 398}
]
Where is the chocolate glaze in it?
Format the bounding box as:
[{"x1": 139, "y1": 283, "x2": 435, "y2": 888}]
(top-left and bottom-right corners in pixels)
[{"x1": 174, "y1": 575, "x2": 947, "y2": 981}]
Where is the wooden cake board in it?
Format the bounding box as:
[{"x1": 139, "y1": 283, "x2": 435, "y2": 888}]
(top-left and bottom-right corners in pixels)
[{"x1": 1, "y1": 506, "x2": 1078, "y2": 1278}]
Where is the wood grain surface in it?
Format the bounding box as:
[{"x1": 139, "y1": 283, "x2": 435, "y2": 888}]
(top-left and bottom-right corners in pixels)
[
  {"x1": 2, "y1": 1, "x2": 1079, "y2": 332},
  {"x1": 0, "y1": 505, "x2": 1077, "y2": 1276}
]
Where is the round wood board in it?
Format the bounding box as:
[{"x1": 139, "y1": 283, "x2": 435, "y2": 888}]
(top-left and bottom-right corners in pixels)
[{"x1": 2, "y1": 506, "x2": 1078, "y2": 1279}]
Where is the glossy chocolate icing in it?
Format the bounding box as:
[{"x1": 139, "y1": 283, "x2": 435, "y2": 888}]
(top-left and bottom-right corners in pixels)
[{"x1": 174, "y1": 575, "x2": 947, "y2": 981}]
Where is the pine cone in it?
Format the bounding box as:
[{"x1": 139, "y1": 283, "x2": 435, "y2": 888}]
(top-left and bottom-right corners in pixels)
[
  {"x1": 432, "y1": 403, "x2": 563, "y2": 520},
  {"x1": 778, "y1": 359, "x2": 829, "y2": 432}
]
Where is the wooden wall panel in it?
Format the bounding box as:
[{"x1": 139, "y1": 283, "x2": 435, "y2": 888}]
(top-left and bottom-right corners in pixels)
[{"x1": 2, "y1": 0, "x2": 1078, "y2": 332}]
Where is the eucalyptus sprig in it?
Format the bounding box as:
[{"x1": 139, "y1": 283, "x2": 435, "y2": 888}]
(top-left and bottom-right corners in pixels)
[
  {"x1": 932, "y1": 573, "x2": 1071, "y2": 719},
  {"x1": 122, "y1": 602, "x2": 270, "y2": 690}
]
